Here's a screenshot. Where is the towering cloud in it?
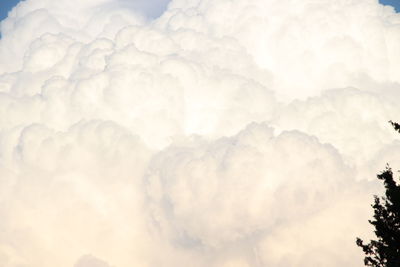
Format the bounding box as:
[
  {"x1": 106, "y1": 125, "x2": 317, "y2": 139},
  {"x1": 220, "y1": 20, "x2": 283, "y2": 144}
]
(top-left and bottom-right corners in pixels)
[{"x1": 0, "y1": 0, "x2": 399, "y2": 266}]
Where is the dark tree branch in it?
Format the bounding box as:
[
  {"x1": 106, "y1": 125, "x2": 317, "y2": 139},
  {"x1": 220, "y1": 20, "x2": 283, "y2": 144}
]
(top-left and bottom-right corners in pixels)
[{"x1": 356, "y1": 122, "x2": 400, "y2": 266}]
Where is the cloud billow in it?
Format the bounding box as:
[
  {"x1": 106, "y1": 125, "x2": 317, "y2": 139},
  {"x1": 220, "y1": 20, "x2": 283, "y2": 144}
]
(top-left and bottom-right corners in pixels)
[{"x1": 0, "y1": 0, "x2": 399, "y2": 266}]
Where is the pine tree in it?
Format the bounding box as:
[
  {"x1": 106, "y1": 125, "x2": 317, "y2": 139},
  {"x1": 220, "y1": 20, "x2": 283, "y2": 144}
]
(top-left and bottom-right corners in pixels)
[{"x1": 356, "y1": 122, "x2": 400, "y2": 267}]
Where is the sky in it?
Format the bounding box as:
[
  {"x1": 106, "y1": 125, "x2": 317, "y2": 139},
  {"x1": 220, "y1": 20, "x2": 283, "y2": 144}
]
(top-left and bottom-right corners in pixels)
[
  {"x1": 0, "y1": 0, "x2": 400, "y2": 267},
  {"x1": 0, "y1": 0, "x2": 19, "y2": 22},
  {"x1": 380, "y1": 0, "x2": 400, "y2": 11}
]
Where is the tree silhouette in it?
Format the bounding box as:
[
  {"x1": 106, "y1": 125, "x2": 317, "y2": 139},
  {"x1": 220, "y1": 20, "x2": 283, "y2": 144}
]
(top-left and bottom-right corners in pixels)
[
  {"x1": 389, "y1": 121, "x2": 400, "y2": 134},
  {"x1": 356, "y1": 122, "x2": 400, "y2": 267}
]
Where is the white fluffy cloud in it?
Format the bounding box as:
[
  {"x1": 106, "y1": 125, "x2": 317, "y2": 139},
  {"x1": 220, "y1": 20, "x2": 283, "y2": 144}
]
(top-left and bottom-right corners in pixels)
[
  {"x1": 0, "y1": 0, "x2": 399, "y2": 266},
  {"x1": 146, "y1": 123, "x2": 351, "y2": 245}
]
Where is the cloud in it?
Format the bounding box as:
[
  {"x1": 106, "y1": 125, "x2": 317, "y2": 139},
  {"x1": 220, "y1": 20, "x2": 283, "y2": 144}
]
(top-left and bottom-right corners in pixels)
[
  {"x1": 74, "y1": 255, "x2": 110, "y2": 267},
  {"x1": 146, "y1": 123, "x2": 354, "y2": 247},
  {"x1": 0, "y1": 0, "x2": 399, "y2": 266},
  {"x1": 158, "y1": 0, "x2": 400, "y2": 100},
  {"x1": 117, "y1": 0, "x2": 172, "y2": 19}
]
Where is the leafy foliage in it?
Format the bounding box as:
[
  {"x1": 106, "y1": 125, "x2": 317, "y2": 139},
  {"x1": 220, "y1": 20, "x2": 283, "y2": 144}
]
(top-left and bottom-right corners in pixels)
[
  {"x1": 356, "y1": 122, "x2": 400, "y2": 266},
  {"x1": 389, "y1": 121, "x2": 400, "y2": 134}
]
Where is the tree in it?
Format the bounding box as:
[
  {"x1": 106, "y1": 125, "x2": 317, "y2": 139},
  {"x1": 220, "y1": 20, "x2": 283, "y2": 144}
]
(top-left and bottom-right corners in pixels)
[{"x1": 356, "y1": 122, "x2": 400, "y2": 267}]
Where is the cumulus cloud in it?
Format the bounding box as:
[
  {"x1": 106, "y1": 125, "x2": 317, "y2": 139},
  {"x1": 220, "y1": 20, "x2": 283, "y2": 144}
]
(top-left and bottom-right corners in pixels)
[
  {"x1": 146, "y1": 123, "x2": 352, "y2": 246},
  {"x1": 158, "y1": 0, "x2": 400, "y2": 100},
  {"x1": 0, "y1": 0, "x2": 399, "y2": 266},
  {"x1": 74, "y1": 255, "x2": 110, "y2": 267}
]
